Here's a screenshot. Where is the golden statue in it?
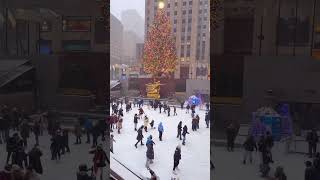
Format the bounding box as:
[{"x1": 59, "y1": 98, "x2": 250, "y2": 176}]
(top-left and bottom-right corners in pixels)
[{"x1": 146, "y1": 81, "x2": 162, "y2": 99}]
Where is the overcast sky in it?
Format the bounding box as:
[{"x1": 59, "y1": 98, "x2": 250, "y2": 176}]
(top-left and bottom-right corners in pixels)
[{"x1": 110, "y1": 0, "x2": 145, "y2": 20}]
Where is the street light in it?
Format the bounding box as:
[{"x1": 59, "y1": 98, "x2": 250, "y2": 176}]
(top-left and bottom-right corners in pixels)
[{"x1": 158, "y1": 0, "x2": 165, "y2": 9}]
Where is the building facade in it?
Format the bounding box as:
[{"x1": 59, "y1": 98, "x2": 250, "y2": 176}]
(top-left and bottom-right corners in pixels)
[
  {"x1": 145, "y1": 0, "x2": 210, "y2": 80},
  {"x1": 110, "y1": 13, "x2": 123, "y2": 65},
  {"x1": 121, "y1": 9, "x2": 144, "y2": 40}
]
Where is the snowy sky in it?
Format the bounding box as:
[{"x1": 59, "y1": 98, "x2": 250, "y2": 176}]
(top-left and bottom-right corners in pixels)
[{"x1": 110, "y1": 0, "x2": 145, "y2": 20}]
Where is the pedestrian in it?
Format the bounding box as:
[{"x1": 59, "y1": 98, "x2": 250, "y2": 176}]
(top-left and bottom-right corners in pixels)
[
  {"x1": 242, "y1": 135, "x2": 257, "y2": 164},
  {"x1": 84, "y1": 118, "x2": 93, "y2": 144},
  {"x1": 144, "y1": 116, "x2": 149, "y2": 132},
  {"x1": 195, "y1": 115, "x2": 200, "y2": 130},
  {"x1": 33, "y1": 120, "x2": 40, "y2": 145},
  {"x1": 260, "y1": 146, "x2": 272, "y2": 177},
  {"x1": 173, "y1": 106, "x2": 177, "y2": 116},
  {"x1": 139, "y1": 108, "x2": 144, "y2": 119},
  {"x1": 206, "y1": 103, "x2": 210, "y2": 111},
  {"x1": 180, "y1": 102, "x2": 184, "y2": 109},
  {"x1": 61, "y1": 129, "x2": 70, "y2": 154},
  {"x1": 28, "y1": 144, "x2": 43, "y2": 174},
  {"x1": 135, "y1": 126, "x2": 144, "y2": 148},
  {"x1": 24, "y1": 166, "x2": 41, "y2": 180},
  {"x1": 20, "y1": 120, "x2": 30, "y2": 147},
  {"x1": 145, "y1": 135, "x2": 155, "y2": 168},
  {"x1": 192, "y1": 117, "x2": 197, "y2": 131},
  {"x1": 0, "y1": 164, "x2": 11, "y2": 180},
  {"x1": 15, "y1": 144, "x2": 28, "y2": 169},
  {"x1": 306, "y1": 129, "x2": 318, "y2": 158},
  {"x1": 92, "y1": 124, "x2": 100, "y2": 148},
  {"x1": 50, "y1": 133, "x2": 60, "y2": 161},
  {"x1": 205, "y1": 112, "x2": 210, "y2": 128},
  {"x1": 258, "y1": 135, "x2": 266, "y2": 164},
  {"x1": 173, "y1": 145, "x2": 181, "y2": 173},
  {"x1": 74, "y1": 122, "x2": 82, "y2": 144},
  {"x1": 150, "y1": 120, "x2": 155, "y2": 129},
  {"x1": 117, "y1": 117, "x2": 123, "y2": 134},
  {"x1": 177, "y1": 121, "x2": 182, "y2": 140},
  {"x1": 6, "y1": 133, "x2": 19, "y2": 164},
  {"x1": 273, "y1": 166, "x2": 287, "y2": 180},
  {"x1": 226, "y1": 123, "x2": 236, "y2": 152},
  {"x1": 167, "y1": 106, "x2": 171, "y2": 117},
  {"x1": 134, "y1": 114, "x2": 138, "y2": 131},
  {"x1": 110, "y1": 134, "x2": 116, "y2": 153},
  {"x1": 182, "y1": 125, "x2": 189, "y2": 145},
  {"x1": 305, "y1": 161, "x2": 315, "y2": 180},
  {"x1": 92, "y1": 145, "x2": 107, "y2": 180},
  {"x1": 159, "y1": 103, "x2": 162, "y2": 113},
  {"x1": 158, "y1": 122, "x2": 164, "y2": 141}
]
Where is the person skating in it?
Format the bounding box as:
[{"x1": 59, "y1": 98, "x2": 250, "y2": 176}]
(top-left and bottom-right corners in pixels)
[
  {"x1": 139, "y1": 108, "x2": 144, "y2": 119},
  {"x1": 306, "y1": 129, "x2": 318, "y2": 158},
  {"x1": 50, "y1": 132, "x2": 60, "y2": 161},
  {"x1": 92, "y1": 124, "x2": 100, "y2": 148},
  {"x1": 177, "y1": 121, "x2": 182, "y2": 140},
  {"x1": 242, "y1": 135, "x2": 257, "y2": 164},
  {"x1": 167, "y1": 106, "x2": 171, "y2": 117},
  {"x1": 150, "y1": 120, "x2": 155, "y2": 129},
  {"x1": 20, "y1": 119, "x2": 30, "y2": 147},
  {"x1": 74, "y1": 122, "x2": 82, "y2": 144},
  {"x1": 110, "y1": 134, "x2": 116, "y2": 153},
  {"x1": 134, "y1": 114, "x2": 138, "y2": 131},
  {"x1": 173, "y1": 106, "x2": 177, "y2": 116},
  {"x1": 260, "y1": 146, "x2": 273, "y2": 177},
  {"x1": 28, "y1": 144, "x2": 43, "y2": 175},
  {"x1": 173, "y1": 145, "x2": 181, "y2": 173},
  {"x1": 182, "y1": 125, "x2": 190, "y2": 145},
  {"x1": 144, "y1": 116, "x2": 149, "y2": 132},
  {"x1": 192, "y1": 117, "x2": 197, "y2": 131},
  {"x1": 135, "y1": 126, "x2": 144, "y2": 148},
  {"x1": 186, "y1": 104, "x2": 190, "y2": 114},
  {"x1": 180, "y1": 102, "x2": 184, "y2": 110},
  {"x1": 158, "y1": 122, "x2": 164, "y2": 141},
  {"x1": 159, "y1": 103, "x2": 162, "y2": 113},
  {"x1": 145, "y1": 135, "x2": 155, "y2": 168},
  {"x1": 118, "y1": 107, "x2": 123, "y2": 117},
  {"x1": 84, "y1": 118, "x2": 93, "y2": 144},
  {"x1": 117, "y1": 117, "x2": 123, "y2": 134},
  {"x1": 6, "y1": 133, "x2": 19, "y2": 164},
  {"x1": 205, "y1": 112, "x2": 210, "y2": 128},
  {"x1": 273, "y1": 166, "x2": 287, "y2": 180},
  {"x1": 91, "y1": 145, "x2": 107, "y2": 180},
  {"x1": 14, "y1": 143, "x2": 28, "y2": 169}
]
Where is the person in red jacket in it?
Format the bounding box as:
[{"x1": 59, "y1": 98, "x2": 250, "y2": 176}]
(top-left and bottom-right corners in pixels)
[{"x1": 91, "y1": 145, "x2": 107, "y2": 180}]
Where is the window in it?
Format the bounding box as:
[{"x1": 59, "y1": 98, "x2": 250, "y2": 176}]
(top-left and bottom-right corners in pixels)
[
  {"x1": 181, "y1": 45, "x2": 184, "y2": 56},
  {"x1": 95, "y1": 19, "x2": 107, "y2": 44},
  {"x1": 167, "y1": 12, "x2": 170, "y2": 16},
  {"x1": 174, "y1": 11, "x2": 177, "y2": 15},
  {"x1": 182, "y1": 27, "x2": 185, "y2": 32},
  {"x1": 203, "y1": 25, "x2": 206, "y2": 29},
  {"x1": 204, "y1": 17, "x2": 207, "y2": 21},
  {"x1": 187, "y1": 36, "x2": 191, "y2": 40},
  {"x1": 181, "y1": 36, "x2": 185, "y2": 42},
  {"x1": 200, "y1": 1, "x2": 203, "y2": 5},
  {"x1": 62, "y1": 40, "x2": 91, "y2": 51},
  {"x1": 203, "y1": 33, "x2": 206, "y2": 37},
  {"x1": 40, "y1": 21, "x2": 51, "y2": 32},
  {"x1": 189, "y1": 1, "x2": 192, "y2": 5},
  {"x1": 188, "y1": 18, "x2": 192, "y2": 23},
  {"x1": 62, "y1": 16, "x2": 91, "y2": 32},
  {"x1": 167, "y1": 3, "x2": 170, "y2": 8},
  {"x1": 199, "y1": 10, "x2": 202, "y2": 14},
  {"x1": 186, "y1": 45, "x2": 191, "y2": 57},
  {"x1": 175, "y1": 2, "x2": 178, "y2": 6},
  {"x1": 182, "y1": 19, "x2": 186, "y2": 24},
  {"x1": 204, "y1": 9, "x2": 208, "y2": 13},
  {"x1": 183, "y1": 2, "x2": 186, "y2": 6},
  {"x1": 189, "y1": 10, "x2": 192, "y2": 14},
  {"x1": 183, "y1": 10, "x2": 186, "y2": 15},
  {"x1": 174, "y1": 19, "x2": 177, "y2": 24},
  {"x1": 173, "y1": 28, "x2": 177, "y2": 32},
  {"x1": 187, "y1": 27, "x2": 191, "y2": 32}
]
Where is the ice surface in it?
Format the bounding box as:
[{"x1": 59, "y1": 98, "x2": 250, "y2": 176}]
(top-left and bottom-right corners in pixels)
[{"x1": 110, "y1": 105, "x2": 210, "y2": 180}]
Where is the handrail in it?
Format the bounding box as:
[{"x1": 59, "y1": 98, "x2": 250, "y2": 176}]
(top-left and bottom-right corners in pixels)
[{"x1": 111, "y1": 156, "x2": 143, "y2": 180}]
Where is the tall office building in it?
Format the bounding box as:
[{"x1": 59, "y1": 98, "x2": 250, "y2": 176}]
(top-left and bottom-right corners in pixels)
[
  {"x1": 121, "y1": 9, "x2": 145, "y2": 40},
  {"x1": 111, "y1": 14, "x2": 123, "y2": 65},
  {"x1": 145, "y1": 0, "x2": 210, "y2": 79}
]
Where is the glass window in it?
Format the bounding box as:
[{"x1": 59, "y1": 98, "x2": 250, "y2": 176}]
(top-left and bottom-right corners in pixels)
[
  {"x1": 40, "y1": 21, "x2": 51, "y2": 32},
  {"x1": 188, "y1": 18, "x2": 192, "y2": 23},
  {"x1": 204, "y1": 17, "x2": 207, "y2": 21},
  {"x1": 203, "y1": 25, "x2": 206, "y2": 29},
  {"x1": 182, "y1": 19, "x2": 186, "y2": 24},
  {"x1": 167, "y1": 3, "x2": 170, "y2": 8},
  {"x1": 187, "y1": 36, "x2": 191, "y2": 40},
  {"x1": 174, "y1": 28, "x2": 177, "y2": 32},
  {"x1": 199, "y1": 10, "x2": 202, "y2": 14},
  {"x1": 189, "y1": 10, "x2": 192, "y2": 14},
  {"x1": 183, "y1": 2, "x2": 186, "y2": 6},
  {"x1": 182, "y1": 27, "x2": 185, "y2": 32},
  {"x1": 181, "y1": 36, "x2": 185, "y2": 42},
  {"x1": 174, "y1": 19, "x2": 177, "y2": 24},
  {"x1": 187, "y1": 27, "x2": 191, "y2": 32},
  {"x1": 167, "y1": 12, "x2": 170, "y2": 16},
  {"x1": 200, "y1": 1, "x2": 203, "y2": 5},
  {"x1": 186, "y1": 45, "x2": 191, "y2": 57},
  {"x1": 183, "y1": 10, "x2": 186, "y2": 15},
  {"x1": 62, "y1": 40, "x2": 91, "y2": 51},
  {"x1": 175, "y1": 2, "x2": 178, "y2": 6},
  {"x1": 174, "y1": 11, "x2": 177, "y2": 15},
  {"x1": 189, "y1": 1, "x2": 192, "y2": 5},
  {"x1": 62, "y1": 16, "x2": 91, "y2": 32}
]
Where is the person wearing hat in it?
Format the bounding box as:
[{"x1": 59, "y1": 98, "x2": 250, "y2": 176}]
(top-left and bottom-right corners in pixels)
[
  {"x1": 135, "y1": 126, "x2": 144, "y2": 148},
  {"x1": 0, "y1": 164, "x2": 11, "y2": 180},
  {"x1": 173, "y1": 145, "x2": 181, "y2": 173},
  {"x1": 145, "y1": 135, "x2": 155, "y2": 168},
  {"x1": 92, "y1": 145, "x2": 107, "y2": 180},
  {"x1": 28, "y1": 144, "x2": 43, "y2": 174},
  {"x1": 133, "y1": 114, "x2": 138, "y2": 131}
]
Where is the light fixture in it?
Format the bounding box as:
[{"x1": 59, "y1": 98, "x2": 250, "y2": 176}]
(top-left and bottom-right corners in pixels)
[{"x1": 158, "y1": 0, "x2": 165, "y2": 9}]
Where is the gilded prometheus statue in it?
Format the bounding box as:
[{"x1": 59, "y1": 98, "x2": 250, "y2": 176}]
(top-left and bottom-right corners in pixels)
[{"x1": 146, "y1": 81, "x2": 162, "y2": 99}]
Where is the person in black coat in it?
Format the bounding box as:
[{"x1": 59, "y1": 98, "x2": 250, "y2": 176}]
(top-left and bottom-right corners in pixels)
[
  {"x1": 226, "y1": 123, "x2": 236, "y2": 152},
  {"x1": 61, "y1": 129, "x2": 70, "y2": 154},
  {"x1": 134, "y1": 114, "x2": 138, "y2": 131},
  {"x1": 243, "y1": 135, "x2": 257, "y2": 164},
  {"x1": 173, "y1": 145, "x2": 181, "y2": 172},
  {"x1": 173, "y1": 106, "x2": 177, "y2": 116},
  {"x1": 180, "y1": 102, "x2": 184, "y2": 109},
  {"x1": 33, "y1": 120, "x2": 41, "y2": 145},
  {"x1": 305, "y1": 161, "x2": 315, "y2": 180},
  {"x1": 91, "y1": 125, "x2": 100, "y2": 148},
  {"x1": 186, "y1": 104, "x2": 190, "y2": 114},
  {"x1": 135, "y1": 126, "x2": 144, "y2": 148},
  {"x1": 50, "y1": 132, "x2": 61, "y2": 160},
  {"x1": 306, "y1": 129, "x2": 319, "y2": 158},
  {"x1": 28, "y1": 144, "x2": 43, "y2": 174},
  {"x1": 159, "y1": 104, "x2": 162, "y2": 113},
  {"x1": 14, "y1": 143, "x2": 28, "y2": 169},
  {"x1": 6, "y1": 133, "x2": 19, "y2": 164},
  {"x1": 20, "y1": 120, "x2": 30, "y2": 147},
  {"x1": 205, "y1": 112, "x2": 210, "y2": 128},
  {"x1": 167, "y1": 106, "x2": 171, "y2": 117},
  {"x1": 182, "y1": 125, "x2": 189, "y2": 145},
  {"x1": 177, "y1": 121, "x2": 182, "y2": 140}
]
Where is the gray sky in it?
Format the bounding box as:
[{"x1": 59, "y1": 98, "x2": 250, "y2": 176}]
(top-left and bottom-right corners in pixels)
[{"x1": 111, "y1": 0, "x2": 145, "y2": 20}]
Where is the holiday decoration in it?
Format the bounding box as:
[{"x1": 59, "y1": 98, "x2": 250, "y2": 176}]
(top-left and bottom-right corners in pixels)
[{"x1": 146, "y1": 81, "x2": 163, "y2": 99}]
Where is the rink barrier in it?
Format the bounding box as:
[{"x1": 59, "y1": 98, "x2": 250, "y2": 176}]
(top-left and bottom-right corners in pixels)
[{"x1": 111, "y1": 157, "x2": 143, "y2": 180}]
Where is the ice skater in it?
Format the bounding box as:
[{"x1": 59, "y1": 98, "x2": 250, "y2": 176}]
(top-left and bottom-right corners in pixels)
[
  {"x1": 144, "y1": 116, "x2": 149, "y2": 132},
  {"x1": 158, "y1": 122, "x2": 164, "y2": 141},
  {"x1": 173, "y1": 106, "x2": 177, "y2": 116},
  {"x1": 182, "y1": 125, "x2": 189, "y2": 145},
  {"x1": 110, "y1": 134, "x2": 116, "y2": 153},
  {"x1": 150, "y1": 120, "x2": 155, "y2": 129},
  {"x1": 135, "y1": 126, "x2": 144, "y2": 148},
  {"x1": 145, "y1": 135, "x2": 155, "y2": 168},
  {"x1": 177, "y1": 121, "x2": 182, "y2": 140},
  {"x1": 173, "y1": 145, "x2": 181, "y2": 173},
  {"x1": 186, "y1": 104, "x2": 190, "y2": 114},
  {"x1": 134, "y1": 114, "x2": 138, "y2": 131}
]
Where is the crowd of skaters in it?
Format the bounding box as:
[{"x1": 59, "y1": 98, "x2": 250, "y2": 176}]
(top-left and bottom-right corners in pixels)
[{"x1": 110, "y1": 97, "x2": 210, "y2": 177}]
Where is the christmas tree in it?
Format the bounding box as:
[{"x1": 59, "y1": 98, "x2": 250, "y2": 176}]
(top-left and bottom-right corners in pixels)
[{"x1": 143, "y1": 9, "x2": 177, "y2": 80}]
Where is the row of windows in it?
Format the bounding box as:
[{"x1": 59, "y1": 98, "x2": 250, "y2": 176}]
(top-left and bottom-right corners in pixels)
[{"x1": 167, "y1": 1, "x2": 193, "y2": 8}]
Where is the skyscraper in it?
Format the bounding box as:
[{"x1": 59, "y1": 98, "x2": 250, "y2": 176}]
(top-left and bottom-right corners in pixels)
[
  {"x1": 111, "y1": 13, "x2": 123, "y2": 65},
  {"x1": 145, "y1": 0, "x2": 210, "y2": 79},
  {"x1": 121, "y1": 9, "x2": 145, "y2": 40}
]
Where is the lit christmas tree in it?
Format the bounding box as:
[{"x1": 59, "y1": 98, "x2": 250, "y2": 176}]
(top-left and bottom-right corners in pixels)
[{"x1": 143, "y1": 7, "x2": 177, "y2": 81}]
